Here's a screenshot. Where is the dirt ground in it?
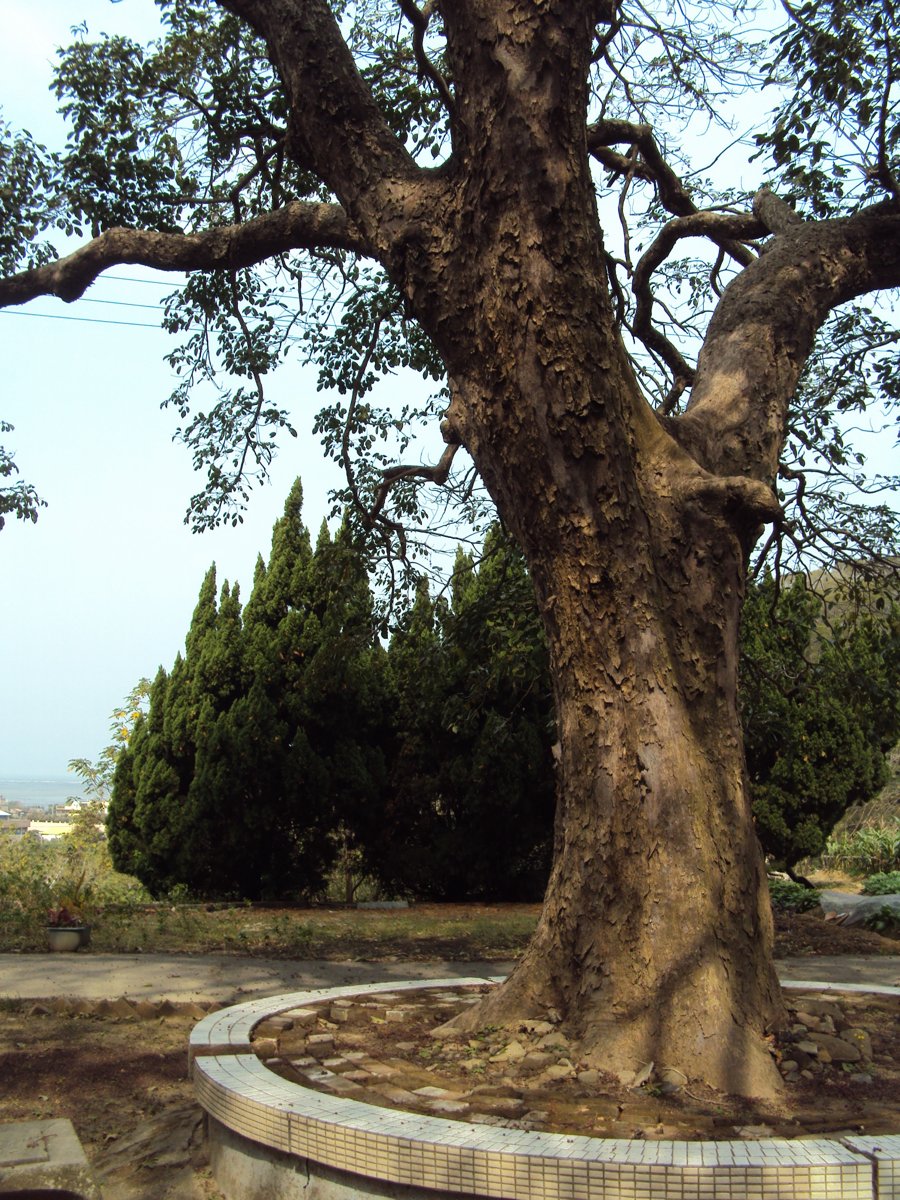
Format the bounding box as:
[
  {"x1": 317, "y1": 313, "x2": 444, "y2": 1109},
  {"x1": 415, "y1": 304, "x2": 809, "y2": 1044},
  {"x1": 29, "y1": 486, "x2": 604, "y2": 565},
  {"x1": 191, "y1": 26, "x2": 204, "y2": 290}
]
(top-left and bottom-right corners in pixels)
[
  {"x1": 772, "y1": 906, "x2": 899, "y2": 957},
  {"x1": 0, "y1": 1001, "x2": 220, "y2": 1199},
  {"x1": 0, "y1": 908, "x2": 896, "y2": 1199}
]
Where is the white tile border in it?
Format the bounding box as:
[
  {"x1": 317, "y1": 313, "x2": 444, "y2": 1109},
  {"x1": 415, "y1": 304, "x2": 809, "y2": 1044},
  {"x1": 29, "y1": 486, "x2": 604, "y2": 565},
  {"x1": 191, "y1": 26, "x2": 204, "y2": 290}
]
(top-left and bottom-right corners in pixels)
[{"x1": 191, "y1": 978, "x2": 900, "y2": 1200}]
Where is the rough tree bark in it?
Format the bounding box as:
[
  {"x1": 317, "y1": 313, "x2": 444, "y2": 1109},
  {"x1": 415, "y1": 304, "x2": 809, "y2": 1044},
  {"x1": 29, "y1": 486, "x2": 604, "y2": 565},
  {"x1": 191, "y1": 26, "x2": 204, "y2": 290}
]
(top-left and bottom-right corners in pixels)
[{"x1": 3, "y1": 0, "x2": 900, "y2": 1096}]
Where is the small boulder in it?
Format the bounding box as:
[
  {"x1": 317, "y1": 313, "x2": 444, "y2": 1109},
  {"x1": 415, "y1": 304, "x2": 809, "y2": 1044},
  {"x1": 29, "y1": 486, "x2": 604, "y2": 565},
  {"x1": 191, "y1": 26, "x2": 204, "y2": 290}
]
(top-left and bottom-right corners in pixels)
[
  {"x1": 537, "y1": 1031, "x2": 570, "y2": 1051},
  {"x1": 252, "y1": 1037, "x2": 279, "y2": 1060},
  {"x1": 540, "y1": 1061, "x2": 576, "y2": 1082},
  {"x1": 789, "y1": 997, "x2": 844, "y2": 1021},
  {"x1": 841, "y1": 1028, "x2": 873, "y2": 1061},
  {"x1": 510, "y1": 1020, "x2": 554, "y2": 1036},
  {"x1": 489, "y1": 1040, "x2": 527, "y2": 1063},
  {"x1": 522, "y1": 1051, "x2": 555, "y2": 1068},
  {"x1": 808, "y1": 1033, "x2": 862, "y2": 1064}
]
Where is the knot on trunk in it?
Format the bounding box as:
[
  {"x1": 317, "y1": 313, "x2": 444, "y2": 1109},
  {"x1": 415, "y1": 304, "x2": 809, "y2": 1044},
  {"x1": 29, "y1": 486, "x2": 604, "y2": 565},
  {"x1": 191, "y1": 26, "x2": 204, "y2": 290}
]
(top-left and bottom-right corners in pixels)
[{"x1": 684, "y1": 474, "x2": 781, "y2": 526}]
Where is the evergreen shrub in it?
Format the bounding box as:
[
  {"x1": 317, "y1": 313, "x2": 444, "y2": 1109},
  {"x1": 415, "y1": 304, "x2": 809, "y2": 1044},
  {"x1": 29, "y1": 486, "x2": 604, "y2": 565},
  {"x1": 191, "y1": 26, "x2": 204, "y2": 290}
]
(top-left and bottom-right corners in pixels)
[
  {"x1": 861, "y1": 870, "x2": 900, "y2": 895},
  {"x1": 768, "y1": 878, "x2": 821, "y2": 913},
  {"x1": 863, "y1": 905, "x2": 900, "y2": 934}
]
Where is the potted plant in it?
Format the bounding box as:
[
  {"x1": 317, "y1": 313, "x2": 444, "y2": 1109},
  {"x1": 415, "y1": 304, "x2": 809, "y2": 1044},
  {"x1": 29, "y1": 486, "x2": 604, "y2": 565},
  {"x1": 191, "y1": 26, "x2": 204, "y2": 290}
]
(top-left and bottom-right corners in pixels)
[{"x1": 46, "y1": 902, "x2": 90, "y2": 951}]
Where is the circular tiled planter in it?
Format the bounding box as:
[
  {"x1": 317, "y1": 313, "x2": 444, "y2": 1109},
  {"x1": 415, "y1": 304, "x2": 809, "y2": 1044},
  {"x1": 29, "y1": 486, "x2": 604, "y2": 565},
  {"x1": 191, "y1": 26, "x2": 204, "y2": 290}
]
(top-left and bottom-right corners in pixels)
[{"x1": 190, "y1": 978, "x2": 900, "y2": 1200}]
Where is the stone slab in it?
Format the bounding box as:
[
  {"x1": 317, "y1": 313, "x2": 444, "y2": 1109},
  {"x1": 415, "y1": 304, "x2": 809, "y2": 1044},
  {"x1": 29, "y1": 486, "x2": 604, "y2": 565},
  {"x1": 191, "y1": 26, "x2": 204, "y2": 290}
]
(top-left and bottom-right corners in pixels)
[
  {"x1": 0, "y1": 1124, "x2": 50, "y2": 1166},
  {"x1": 0, "y1": 1119, "x2": 102, "y2": 1198}
]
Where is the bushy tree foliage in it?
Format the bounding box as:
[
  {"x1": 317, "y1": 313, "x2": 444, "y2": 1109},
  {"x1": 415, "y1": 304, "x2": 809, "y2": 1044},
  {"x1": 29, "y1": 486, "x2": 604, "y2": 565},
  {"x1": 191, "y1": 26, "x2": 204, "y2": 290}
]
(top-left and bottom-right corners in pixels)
[
  {"x1": 741, "y1": 577, "x2": 900, "y2": 877},
  {"x1": 109, "y1": 481, "x2": 386, "y2": 899},
  {"x1": 362, "y1": 527, "x2": 555, "y2": 900}
]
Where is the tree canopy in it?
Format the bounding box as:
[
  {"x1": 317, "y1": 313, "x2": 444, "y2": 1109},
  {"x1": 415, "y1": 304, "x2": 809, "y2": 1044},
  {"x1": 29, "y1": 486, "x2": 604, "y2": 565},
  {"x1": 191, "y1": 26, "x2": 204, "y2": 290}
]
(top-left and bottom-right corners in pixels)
[{"x1": 1, "y1": 0, "x2": 896, "y2": 570}]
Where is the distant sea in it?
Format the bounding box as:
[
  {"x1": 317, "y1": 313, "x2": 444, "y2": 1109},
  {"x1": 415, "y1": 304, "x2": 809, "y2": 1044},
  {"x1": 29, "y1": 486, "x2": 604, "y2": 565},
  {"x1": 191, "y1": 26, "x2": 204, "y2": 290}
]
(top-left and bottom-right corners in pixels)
[{"x1": 0, "y1": 776, "x2": 86, "y2": 811}]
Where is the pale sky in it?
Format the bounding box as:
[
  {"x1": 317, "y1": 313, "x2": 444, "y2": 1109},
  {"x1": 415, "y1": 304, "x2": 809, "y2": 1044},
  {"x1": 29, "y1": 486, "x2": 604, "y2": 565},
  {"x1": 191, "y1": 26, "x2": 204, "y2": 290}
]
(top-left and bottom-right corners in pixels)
[
  {"x1": 0, "y1": 0, "x2": 353, "y2": 775},
  {"x1": 1, "y1": 1, "x2": 897, "y2": 777}
]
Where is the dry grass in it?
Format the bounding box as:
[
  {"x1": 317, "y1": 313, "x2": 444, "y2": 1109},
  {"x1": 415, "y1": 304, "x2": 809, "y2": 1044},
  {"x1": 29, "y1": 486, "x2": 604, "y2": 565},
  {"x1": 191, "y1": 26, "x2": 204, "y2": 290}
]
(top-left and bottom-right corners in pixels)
[{"x1": 1, "y1": 901, "x2": 541, "y2": 959}]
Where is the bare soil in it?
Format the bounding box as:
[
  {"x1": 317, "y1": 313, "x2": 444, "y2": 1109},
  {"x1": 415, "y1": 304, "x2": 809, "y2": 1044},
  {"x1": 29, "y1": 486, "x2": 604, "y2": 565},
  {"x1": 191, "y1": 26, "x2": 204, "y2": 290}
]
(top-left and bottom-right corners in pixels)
[
  {"x1": 773, "y1": 907, "x2": 899, "y2": 957},
  {"x1": 0, "y1": 1000, "x2": 222, "y2": 1199},
  {"x1": 0, "y1": 908, "x2": 896, "y2": 1197}
]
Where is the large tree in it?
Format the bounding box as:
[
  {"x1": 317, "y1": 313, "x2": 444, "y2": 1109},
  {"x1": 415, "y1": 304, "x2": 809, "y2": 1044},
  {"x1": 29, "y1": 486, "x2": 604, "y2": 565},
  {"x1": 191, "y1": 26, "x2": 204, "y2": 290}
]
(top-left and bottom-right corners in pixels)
[{"x1": 2, "y1": 0, "x2": 900, "y2": 1095}]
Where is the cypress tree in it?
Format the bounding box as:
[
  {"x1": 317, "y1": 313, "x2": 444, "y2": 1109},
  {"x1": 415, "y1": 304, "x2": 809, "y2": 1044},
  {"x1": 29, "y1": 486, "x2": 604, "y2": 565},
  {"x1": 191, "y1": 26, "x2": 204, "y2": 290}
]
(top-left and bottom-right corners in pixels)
[
  {"x1": 289, "y1": 519, "x2": 390, "y2": 883},
  {"x1": 109, "y1": 479, "x2": 386, "y2": 900},
  {"x1": 108, "y1": 569, "x2": 234, "y2": 894},
  {"x1": 375, "y1": 527, "x2": 555, "y2": 901},
  {"x1": 108, "y1": 665, "x2": 183, "y2": 893},
  {"x1": 177, "y1": 580, "x2": 250, "y2": 893},
  {"x1": 741, "y1": 578, "x2": 899, "y2": 879}
]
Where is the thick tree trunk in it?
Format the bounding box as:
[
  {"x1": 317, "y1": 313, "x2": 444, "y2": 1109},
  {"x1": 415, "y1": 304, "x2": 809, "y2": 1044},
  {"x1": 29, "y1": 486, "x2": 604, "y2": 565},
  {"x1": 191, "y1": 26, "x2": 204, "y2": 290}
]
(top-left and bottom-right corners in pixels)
[
  {"x1": 412, "y1": 15, "x2": 788, "y2": 1088},
  {"x1": 435, "y1": 419, "x2": 787, "y2": 1094},
  {"x1": 137, "y1": 0, "x2": 795, "y2": 1100},
  {"x1": 444, "y1": 473, "x2": 786, "y2": 1096}
]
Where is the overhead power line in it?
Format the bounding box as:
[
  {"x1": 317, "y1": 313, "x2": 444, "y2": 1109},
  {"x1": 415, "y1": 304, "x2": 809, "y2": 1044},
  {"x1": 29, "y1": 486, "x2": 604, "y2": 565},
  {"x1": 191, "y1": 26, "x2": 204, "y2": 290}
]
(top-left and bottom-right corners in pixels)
[
  {"x1": 0, "y1": 307, "x2": 316, "y2": 339},
  {"x1": 0, "y1": 309, "x2": 174, "y2": 331},
  {"x1": 81, "y1": 298, "x2": 168, "y2": 312},
  {"x1": 105, "y1": 274, "x2": 186, "y2": 288}
]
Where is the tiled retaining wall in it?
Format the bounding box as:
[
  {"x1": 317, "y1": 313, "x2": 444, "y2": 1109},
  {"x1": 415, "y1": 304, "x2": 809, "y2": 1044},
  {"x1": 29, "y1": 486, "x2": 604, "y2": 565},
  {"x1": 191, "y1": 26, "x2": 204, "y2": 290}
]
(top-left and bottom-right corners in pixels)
[{"x1": 190, "y1": 978, "x2": 900, "y2": 1200}]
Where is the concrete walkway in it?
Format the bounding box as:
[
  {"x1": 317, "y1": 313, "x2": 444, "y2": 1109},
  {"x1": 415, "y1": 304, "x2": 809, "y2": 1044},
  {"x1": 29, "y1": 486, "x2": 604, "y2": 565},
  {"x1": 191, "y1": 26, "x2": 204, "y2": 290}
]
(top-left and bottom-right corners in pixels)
[{"x1": 0, "y1": 953, "x2": 897, "y2": 1003}]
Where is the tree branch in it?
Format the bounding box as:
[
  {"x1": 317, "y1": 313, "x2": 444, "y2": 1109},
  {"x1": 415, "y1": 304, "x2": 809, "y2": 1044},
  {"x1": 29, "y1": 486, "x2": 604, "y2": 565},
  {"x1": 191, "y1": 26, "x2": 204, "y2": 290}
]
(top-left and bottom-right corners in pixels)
[
  {"x1": 227, "y1": 268, "x2": 272, "y2": 487},
  {"x1": 366, "y1": 440, "x2": 461, "y2": 532},
  {"x1": 874, "y1": 37, "x2": 900, "y2": 204},
  {"x1": 776, "y1": 0, "x2": 817, "y2": 34},
  {"x1": 0, "y1": 202, "x2": 369, "y2": 308},
  {"x1": 588, "y1": 119, "x2": 761, "y2": 268},
  {"x1": 396, "y1": 0, "x2": 455, "y2": 116},
  {"x1": 752, "y1": 188, "x2": 804, "y2": 234},
  {"x1": 631, "y1": 210, "x2": 767, "y2": 395},
  {"x1": 219, "y1": 0, "x2": 420, "y2": 213},
  {"x1": 339, "y1": 311, "x2": 461, "y2": 541},
  {"x1": 588, "y1": 117, "x2": 765, "y2": 404},
  {"x1": 674, "y1": 199, "x2": 900, "y2": 481},
  {"x1": 587, "y1": 119, "x2": 696, "y2": 218}
]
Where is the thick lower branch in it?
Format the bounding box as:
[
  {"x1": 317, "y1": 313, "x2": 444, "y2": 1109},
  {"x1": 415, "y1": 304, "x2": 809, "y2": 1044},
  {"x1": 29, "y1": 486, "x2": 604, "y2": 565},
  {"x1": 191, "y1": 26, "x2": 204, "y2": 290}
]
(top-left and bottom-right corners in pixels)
[
  {"x1": 0, "y1": 202, "x2": 368, "y2": 307},
  {"x1": 221, "y1": 0, "x2": 421, "y2": 219},
  {"x1": 678, "y1": 202, "x2": 900, "y2": 479}
]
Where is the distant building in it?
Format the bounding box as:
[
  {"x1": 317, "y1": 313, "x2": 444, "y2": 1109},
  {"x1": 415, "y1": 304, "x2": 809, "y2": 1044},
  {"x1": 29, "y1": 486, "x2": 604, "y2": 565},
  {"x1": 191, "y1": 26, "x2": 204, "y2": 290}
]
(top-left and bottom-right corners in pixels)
[{"x1": 27, "y1": 821, "x2": 74, "y2": 843}]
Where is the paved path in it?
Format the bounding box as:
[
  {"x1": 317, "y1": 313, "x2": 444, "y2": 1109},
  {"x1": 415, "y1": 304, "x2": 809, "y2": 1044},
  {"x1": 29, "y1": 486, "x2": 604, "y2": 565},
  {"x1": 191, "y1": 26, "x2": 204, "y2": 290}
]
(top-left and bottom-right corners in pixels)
[{"x1": 0, "y1": 953, "x2": 897, "y2": 1003}]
